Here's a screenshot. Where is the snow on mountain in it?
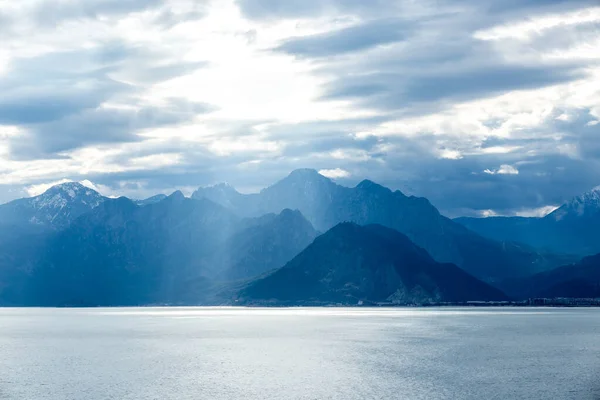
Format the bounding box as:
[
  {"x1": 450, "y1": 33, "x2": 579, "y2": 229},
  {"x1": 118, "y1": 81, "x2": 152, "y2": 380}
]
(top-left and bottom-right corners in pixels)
[
  {"x1": 0, "y1": 182, "x2": 106, "y2": 230},
  {"x1": 548, "y1": 186, "x2": 600, "y2": 221},
  {"x1": 135, "y1": 194, "x2": 167, "y2": 206}
]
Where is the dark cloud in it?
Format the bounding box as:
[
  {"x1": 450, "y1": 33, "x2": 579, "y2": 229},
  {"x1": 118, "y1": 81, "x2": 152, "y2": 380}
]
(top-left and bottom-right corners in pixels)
[
  {"x1": 483, "y1": 0, "x2": 598, "y2": 14},
  {"x1": 305, "y1": 6, "x2": 590, "y2": 114},
  {"x1": 8, "y1": 98, "x2": 215, "y2": 159},
  {"x1": 323, "y1": 64, "x2": 586, "y2": 110},
  {"x1": 0, "y1": 43, "x2": 135, "y2": 125},
  {"x1": 238, "y1": 0, "x2": 597, "y2": 21},
  {"x1": 365, "y1": 113, "x2": 600, "y2": 217},
  {"x1": 341, "y1": 138, "x2": 600, "y2": 217},
  {"x1": 0, "y1": 41, "x2": 212, "y2": 158},
  {"x1": 275, "y1": 18, "x2": 409, "y2": 57}
]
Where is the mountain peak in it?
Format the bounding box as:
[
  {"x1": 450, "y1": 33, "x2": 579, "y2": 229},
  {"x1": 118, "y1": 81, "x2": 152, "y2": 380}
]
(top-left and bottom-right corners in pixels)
[
  {"x1": 356, "y1": 179, "x2": 392, "y2": 193},
  {"x1": 282, "y1": 168, "x2": 336, "y2": 184},
  {"x1": 356, "y1": 179, "x2": 377, "y2": 188},
  {"x1": 43, "y1": 181, "x2": 95, "y2": 197},
  {"x1": 277, "y1": 208, "x2": 309, "y2": 223},
  {"x1": 288, "y1": 168, "x2": 322, "y2": 178},
  {"x1": 269, "y1": 168, "x2": 335, "y2": 190},
  {"x1": 32, "y1": 181, "x2": 104, "y2": 209},
  {"x1": 167, "y1": 190, "x2": 186, "y2": 201},
  {"x1": 549, "y1": 186, "x2": 600, "y2": 221},
  {"x1": 0, "y1": 181, "x2": 107, "y2": 230},
  {"x1": 239, "y1": 222, "x2": 507, "y2": 305},
  {"x1": 205, "y1": 182, "x2": 240, "y2": 194}
]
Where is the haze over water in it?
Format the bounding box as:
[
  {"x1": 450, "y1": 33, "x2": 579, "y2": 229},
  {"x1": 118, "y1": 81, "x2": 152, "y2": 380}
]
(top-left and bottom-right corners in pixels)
[{"x1": 1, "y1": 307, "x2": 599, "y2": 400}]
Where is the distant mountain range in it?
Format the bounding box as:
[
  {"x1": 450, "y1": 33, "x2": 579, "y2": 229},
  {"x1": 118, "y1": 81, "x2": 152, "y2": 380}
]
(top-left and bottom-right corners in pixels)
[
  {"x1": 0, "y1": 191, "x2": 316, "y2": 306},
  {"x1": 498, "y1": 253, "x2": 600, "y2": 299},
  {"x1": 0, "y1": 169, "x2": 598, "y2": 306},
  {"x1": 456, "y1": 187, "x2": 600, "y2": 256},
  {"x1": 193, "y1": 169, "x2": 567, "y2": 281}
]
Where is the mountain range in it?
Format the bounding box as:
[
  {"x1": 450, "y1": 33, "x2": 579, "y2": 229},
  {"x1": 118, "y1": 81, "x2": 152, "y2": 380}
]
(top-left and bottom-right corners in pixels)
[
  {"x1": 498, "y1": 253, "x2": 600, "y2": 299},
  {"x1": 456, "y1": 187, "x2": 600, "y2": 256},
  {"x1": 0, "y1": 169, "x2": 598, "y2": 306},
  {"x1": 193, "y1": 169, "x2": 568, "y2": 281}
]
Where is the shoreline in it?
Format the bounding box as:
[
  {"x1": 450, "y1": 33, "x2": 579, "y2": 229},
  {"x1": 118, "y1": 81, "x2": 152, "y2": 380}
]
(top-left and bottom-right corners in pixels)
[{"x1": 2, "y1": 298, "x2": 600, "y2": 309}]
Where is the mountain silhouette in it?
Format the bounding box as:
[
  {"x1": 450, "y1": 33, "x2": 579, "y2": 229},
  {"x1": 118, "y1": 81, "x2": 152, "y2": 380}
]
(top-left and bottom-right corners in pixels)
[{"x1": 237, "y1": 223, "x2": 508, "y2": 305}]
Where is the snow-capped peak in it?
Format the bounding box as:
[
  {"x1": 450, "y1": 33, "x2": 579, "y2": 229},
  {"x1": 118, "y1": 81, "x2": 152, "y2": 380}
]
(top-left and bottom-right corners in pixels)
[
  {"x1": 206, "y1": 182, "x2": 237, "y2": 192},
  {"x1": 29, "y1": 182, "x2": 105, "y2": 213},
  {"x1": 550, "y1": 186, "x2": 600, "y2": 220}
]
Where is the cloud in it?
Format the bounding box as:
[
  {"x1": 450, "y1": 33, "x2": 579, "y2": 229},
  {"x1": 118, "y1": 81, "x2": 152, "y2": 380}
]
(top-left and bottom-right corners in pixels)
[
  {"x1": 320, "y1": 48, "x2": 586, "y2": 112},
  {"x1": 0, "y1": 0, "x2": 600, "y2": 219},
  {"x1": 318, "y1": 168, "x2": 351, "y2": 179},
  {"x1": 274, "y1": 18, "x2": 409, "y2": 58},
  {"x1": 479, "y1": 209, "x2": 498, "y2": 217},
  {"x1": 33, "y1": 0, "x2": 165, "y2": 22},
  {"x1": 514, "y1": 205, "x2": 560, "y2": 217},
  {"x1": 484, "y1": 164, "x2": 519, "y2": 175},
  {"x1": 7, "y1": 98, "x2": 215, "y2": 159},
  {"x1": 235, "y1": 0, "x2": 394, "y2": 20},
  {"x1": 25, "y1": 179, "x2": 73, "y2": 197}
]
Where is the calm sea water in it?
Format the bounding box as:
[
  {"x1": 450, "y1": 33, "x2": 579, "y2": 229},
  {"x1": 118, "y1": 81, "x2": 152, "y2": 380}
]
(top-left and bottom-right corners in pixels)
[{"x1": 0, "y1": 307, "x2": 599, "y2": 400}]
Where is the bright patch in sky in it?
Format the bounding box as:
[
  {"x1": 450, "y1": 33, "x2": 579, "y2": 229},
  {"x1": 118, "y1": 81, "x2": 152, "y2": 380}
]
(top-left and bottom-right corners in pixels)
[{"x1": 319, "y1": 168, "x2": 351, "y2": 179}]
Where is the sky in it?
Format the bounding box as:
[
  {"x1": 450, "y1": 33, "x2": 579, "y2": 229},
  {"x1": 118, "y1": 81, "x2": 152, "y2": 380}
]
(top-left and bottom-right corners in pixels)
[{"x1": 0, "y1": 0, "x2": 599, "y2": 217}]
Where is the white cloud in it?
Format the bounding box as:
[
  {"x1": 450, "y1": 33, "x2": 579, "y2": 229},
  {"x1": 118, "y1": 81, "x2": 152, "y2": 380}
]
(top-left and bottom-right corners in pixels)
[
  {"x1": 498, "y1": 164, "x2": 519, "y2": 175},
  {"x1": 514, "y1": 205, "x2": 559, "y2": 218},
  {"x1": 477, "y1": 205, "x2": 559, "y2": 218},
  {"x1": 484, "y1": 164, "x2": 519, "y2": 175},
  {"x1": 329, "y1": 149, "x2": 371, "y2": 162},
  {"x1": 79, "y1": 179, "x2": 100, "y2": 191},
  {"x1": 25, "y1": 179, "x2": 72, "y2": 197},
  {"x1": 479, "y1": 209, "x2": 498, "y2": 217},
  {"x1": 318, "y1": 168, "x2": 350, "y2": 179},
  {"x1": 438, "y1": 149, "x2": 463, "y2": 160}
]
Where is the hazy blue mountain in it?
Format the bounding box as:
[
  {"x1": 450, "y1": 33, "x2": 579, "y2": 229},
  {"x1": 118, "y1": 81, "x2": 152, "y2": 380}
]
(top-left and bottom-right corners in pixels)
[
  {"x1": 236, "y1": 223, "x2": 508, "y2": 305},
  {"x1": 135, "y1": 194, "x2": 167, "y2": 206},
  {"x1": 0, "y1": 187, "x2": 319, "y2": 306},
  {"x1": 24, "y1": 193, "x2": 241, "y2": 306},
  {"x1": 212, "y1": 209, "x2": 318, "y2": 281},
  {"x1": 499, "y1": 253, "x2": 600, "y2": 299},
  {"x1": 192, "y1": 183, "x2": 252, "y2": 213},
  {"x1": 456, "y1": 187, "x2": 600, "y2": 256},
  {"x1": 0, "y1": 171, "x2": 579, "y2": 306},
  {"x1": 0, "y1": 229, "x2": 47, "y2": 305},
  {"x1": 0, "y1": 182, "x2": 105, "y2": 233},
  {"x1": 195, "y1": 169, "x2": 565, "y2": 280},
  {"x1": 193, "y1": 169, "x2": 347, "y2": 224}
]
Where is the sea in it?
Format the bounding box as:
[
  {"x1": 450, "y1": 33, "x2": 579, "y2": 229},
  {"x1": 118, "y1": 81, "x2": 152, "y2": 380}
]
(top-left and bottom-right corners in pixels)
[{"x1": 0, "y1": 307, "x2": 599, "y2": 399}]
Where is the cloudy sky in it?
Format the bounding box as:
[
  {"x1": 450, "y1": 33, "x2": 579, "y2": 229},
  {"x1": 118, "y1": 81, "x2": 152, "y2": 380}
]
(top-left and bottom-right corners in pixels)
[{"x1": 0, "y1": 0, "x2": 599, "y2": 217}]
